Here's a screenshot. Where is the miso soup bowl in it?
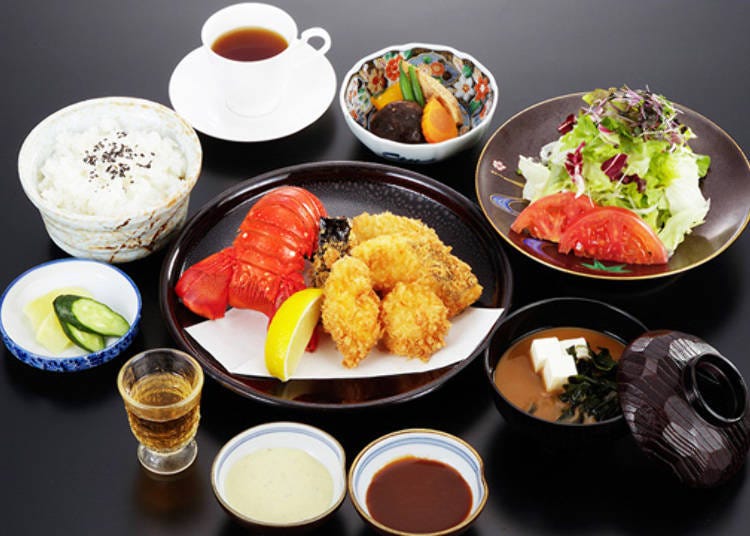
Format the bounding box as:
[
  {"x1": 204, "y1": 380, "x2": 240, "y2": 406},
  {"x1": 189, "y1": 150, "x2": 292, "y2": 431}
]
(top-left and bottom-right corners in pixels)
[
  {"x1": 348, "y1": 428, "x2": 488, "y2": 536},
  {"x1": 18, "y1": 96, "x2": 202, "y2": 263},
  {"x1": 484, "y1": 297, "x2": 647, "y2": 448},
  {"x1": 340, "y1": 43, "x2": 498, "y2": 164},
  {"x1": 211, "y1": 422, "x2": 346, "y2": 534}
]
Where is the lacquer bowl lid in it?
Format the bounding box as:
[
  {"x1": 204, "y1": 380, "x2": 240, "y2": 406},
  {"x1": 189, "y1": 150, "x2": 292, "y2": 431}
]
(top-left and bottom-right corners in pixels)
[{"x1": 618, "y1": 331, "x2": 750, "y2": 488}]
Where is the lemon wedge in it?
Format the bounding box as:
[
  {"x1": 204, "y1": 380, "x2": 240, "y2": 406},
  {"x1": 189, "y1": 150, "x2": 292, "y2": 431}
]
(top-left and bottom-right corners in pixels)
[{"x1": 264, "y1": 288, "x2": 323, "y2": 382}]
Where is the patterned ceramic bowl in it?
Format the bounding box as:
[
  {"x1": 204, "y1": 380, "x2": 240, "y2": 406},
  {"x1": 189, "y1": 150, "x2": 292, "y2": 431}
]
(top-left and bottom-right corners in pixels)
[
  {"x1": 348, "y1": 428, "x2": 488, "y2": 535},
  {"x1": 18, "y1": 97, "x2": 202, "y2": 263},
  {"x1": 340, "y1": 43, "x2": 498, "y2": 163},
  {"x1": 211, "y1": 422, "x2": 347, "y2": 533},
  {"x1": 0, "y1": 258, "x2": 141, "y2": 372}
]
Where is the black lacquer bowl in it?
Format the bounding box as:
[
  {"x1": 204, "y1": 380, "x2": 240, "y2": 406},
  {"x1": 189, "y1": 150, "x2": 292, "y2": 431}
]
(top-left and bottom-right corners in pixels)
[
  {"x1": 485, "y1": 299, "x2": 750, "y2": 486},
  {"x1": 619, "y1": 330, "x2": 750, "y2": 488},
  {"x1": 484, "y1": 297, "x2": 646, "y2": 448}
]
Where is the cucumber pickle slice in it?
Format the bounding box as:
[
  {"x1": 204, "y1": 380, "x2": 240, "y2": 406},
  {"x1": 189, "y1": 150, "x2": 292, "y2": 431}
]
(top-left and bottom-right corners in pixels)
[
  {"x1": 60, "y1": 321, "x2": 106, "y2": 352},
  {"x1": 54, "y1": 295, "x2": 130, "y2": 338}
]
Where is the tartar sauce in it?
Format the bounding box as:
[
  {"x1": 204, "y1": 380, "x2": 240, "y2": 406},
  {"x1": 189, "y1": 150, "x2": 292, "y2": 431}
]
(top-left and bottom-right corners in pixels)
[{"x1": 224, "y1": 447, "x2": 333, "y2": 523}]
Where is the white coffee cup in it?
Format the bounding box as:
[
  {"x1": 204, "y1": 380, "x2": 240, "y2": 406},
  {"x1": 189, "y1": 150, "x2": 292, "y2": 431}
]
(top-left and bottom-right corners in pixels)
[{"x1": 201, "y1": 3, "x2": 331, "y2": 117}]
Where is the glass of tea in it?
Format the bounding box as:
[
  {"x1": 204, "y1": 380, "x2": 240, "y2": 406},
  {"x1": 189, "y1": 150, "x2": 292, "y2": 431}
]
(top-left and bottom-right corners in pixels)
[{"x1": 117, "y1": 348, "x2": 204, "y2": 475}]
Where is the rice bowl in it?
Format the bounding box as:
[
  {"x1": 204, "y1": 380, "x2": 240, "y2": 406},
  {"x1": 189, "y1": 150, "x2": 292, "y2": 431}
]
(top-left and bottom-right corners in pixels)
[{"x1": 18, "y1": 97, "x2": 202, "y2": 263}]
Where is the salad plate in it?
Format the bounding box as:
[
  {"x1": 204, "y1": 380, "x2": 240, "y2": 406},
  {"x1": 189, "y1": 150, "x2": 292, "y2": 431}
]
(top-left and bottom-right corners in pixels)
[
  {"x1": 168, "y1": 43, "x2": 336, "y2": 142},
  {"x1": 476, "y1": 92, "x2": 750, "y2": 280},
  {"x1": 160, "y1": 161, "x2": 513, "y2": 410}
]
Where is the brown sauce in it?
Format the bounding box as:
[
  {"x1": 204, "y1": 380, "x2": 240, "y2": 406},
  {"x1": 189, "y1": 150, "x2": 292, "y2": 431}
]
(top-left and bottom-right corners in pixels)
[
  {"x1": 212, "y1": 27, "x2": 288, "y2": 61},
  {"x1": 366, "y1": 456, "x2": 472, "y2": 533},
  {"x1": 493, "y1": 327, "x2": 625, "y2": 422}
]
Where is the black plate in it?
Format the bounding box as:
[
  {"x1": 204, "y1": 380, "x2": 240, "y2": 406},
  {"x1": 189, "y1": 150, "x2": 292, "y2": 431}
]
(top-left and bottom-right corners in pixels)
[{"x1": 160, "y1": 161, "x2": 513, "y2": 410}]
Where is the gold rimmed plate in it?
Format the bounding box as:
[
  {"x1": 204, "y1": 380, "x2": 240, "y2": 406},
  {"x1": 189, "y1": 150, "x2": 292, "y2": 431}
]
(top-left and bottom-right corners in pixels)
[
  {"x1": 475, "y1": 93, "x2": 750, "y2": 280},
  {"x1": 160, "y1": 161, "x2": 512, "y2": 410}
]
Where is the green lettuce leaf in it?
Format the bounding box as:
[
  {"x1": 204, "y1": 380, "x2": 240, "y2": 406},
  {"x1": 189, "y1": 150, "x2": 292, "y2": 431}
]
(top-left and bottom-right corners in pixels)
[{"x1": 515, "y1": 87, "x2": 712, "y2": 256}]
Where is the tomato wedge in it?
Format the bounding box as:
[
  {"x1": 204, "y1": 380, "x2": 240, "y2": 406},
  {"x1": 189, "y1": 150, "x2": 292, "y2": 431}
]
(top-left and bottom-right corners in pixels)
[
  {"x1": 558, "y1": 206, "x2": 669, "y2": 265},
  {"x1": 511, "y1": 192, "x2": 598, "y2": 243}
]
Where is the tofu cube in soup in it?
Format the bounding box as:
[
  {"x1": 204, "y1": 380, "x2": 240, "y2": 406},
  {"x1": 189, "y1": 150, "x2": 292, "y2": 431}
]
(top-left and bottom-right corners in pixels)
[
  {"x1": 529, "y1": 337, "x2": 561, "y2": 373},
  {"x1": 542, "y1": 349, "x2": 578, "y2": 393}
]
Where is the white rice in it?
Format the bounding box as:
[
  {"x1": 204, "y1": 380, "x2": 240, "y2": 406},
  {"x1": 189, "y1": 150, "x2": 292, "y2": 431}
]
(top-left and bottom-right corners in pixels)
[{"x1": 38, "y1": 119, "x2": 187, "y2": 217}]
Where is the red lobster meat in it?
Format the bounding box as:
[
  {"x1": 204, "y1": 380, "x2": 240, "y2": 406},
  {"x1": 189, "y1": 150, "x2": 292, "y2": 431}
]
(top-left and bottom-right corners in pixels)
[{"x1": 175, "y1": 186, "x2": 327, "y2": 320}]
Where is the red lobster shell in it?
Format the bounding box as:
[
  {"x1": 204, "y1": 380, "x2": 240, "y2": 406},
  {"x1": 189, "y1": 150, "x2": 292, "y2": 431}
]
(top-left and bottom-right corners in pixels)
[{"x1": 175, "y1": 186, "x2": 326, "y2": 320}]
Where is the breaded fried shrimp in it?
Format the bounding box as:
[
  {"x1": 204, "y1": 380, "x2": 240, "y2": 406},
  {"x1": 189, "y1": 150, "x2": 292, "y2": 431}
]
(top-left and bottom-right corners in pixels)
[
  {"x1": 321, "y1": 256, "x2": 381, "y2": 368},
  {"x1": 350, "y1": 211, "x2": 441, "y2": 246},
  {"x1": 350, "y1": 234, "x2": 424, "y2": 292},
  {"x1": 381, "y1": 282, "x2": 450, "y2": 360},
  {"x1": 350, "y1": 234, "x2": 482, "y2": 317}
]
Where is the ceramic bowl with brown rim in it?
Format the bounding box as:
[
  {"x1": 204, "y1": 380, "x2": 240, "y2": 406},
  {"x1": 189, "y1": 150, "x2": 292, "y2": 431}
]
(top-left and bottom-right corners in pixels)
[{"x1": 18, "y1": 96, "x2": 202, "y2": 263}]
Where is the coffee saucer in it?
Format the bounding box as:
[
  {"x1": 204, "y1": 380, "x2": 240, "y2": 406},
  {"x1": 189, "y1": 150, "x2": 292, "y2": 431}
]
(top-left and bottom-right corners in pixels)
[{"x1": 168, "y1": 44, "x2": 336, "y2": 142}]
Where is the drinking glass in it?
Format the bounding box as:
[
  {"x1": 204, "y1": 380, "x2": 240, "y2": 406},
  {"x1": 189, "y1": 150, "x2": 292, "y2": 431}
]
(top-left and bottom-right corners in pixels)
[{"x1": 117, "y1": 348, "x2": 204, "y2": 475}]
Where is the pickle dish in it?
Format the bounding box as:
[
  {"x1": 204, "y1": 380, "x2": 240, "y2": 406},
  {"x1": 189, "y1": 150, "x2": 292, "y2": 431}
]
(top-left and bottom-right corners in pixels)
[
  {"x1": 0, "y1": 258, "x2": 141, "y2": 372},
  {"x1": 211, "y1": 422, "x2": 346, "y2": 533},
  {"x1": 348, "y1": 428, "x2": 488, "y2": 535},
  {"x1": 18, "y1": 96, "x2": 202, "y2": 263},
  {"x1": 340, "y1": 43, "x2": 498, "y2": 163}
]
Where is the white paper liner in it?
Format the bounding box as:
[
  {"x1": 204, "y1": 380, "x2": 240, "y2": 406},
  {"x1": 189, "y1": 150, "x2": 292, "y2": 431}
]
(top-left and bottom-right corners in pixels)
[{"x1": 185, "y1": 306, "x2": 504, "y2": 379}]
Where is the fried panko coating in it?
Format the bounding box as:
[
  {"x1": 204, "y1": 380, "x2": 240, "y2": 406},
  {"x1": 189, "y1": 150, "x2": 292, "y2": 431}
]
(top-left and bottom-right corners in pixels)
[
  {"x1": 350, "y1": 234, "x2": 424, "y2": 292},
  {"x1": 321, "y1": 212, "x2": 483, "y2": 366},
  {"x1": 381, "y1": 282, "x2": 450, "y2": 360},
  {"x1": 350, "y1": 234, "x2": 482, "y2": 318},
  {"x1": 413, "y1": 240, "x2": 483, "y2": 318},
  {"x1": 350, "y1": 212, "x2": 441, "y2": 246},
  {"x1": 321, "y1": 256, "x2": 381, "y2": 368}
]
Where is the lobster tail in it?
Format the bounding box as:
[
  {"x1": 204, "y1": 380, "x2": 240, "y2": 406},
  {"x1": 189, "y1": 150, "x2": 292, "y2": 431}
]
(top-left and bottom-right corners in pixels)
[
  {"x1": 175, "y1": 186, "x2": 326, "y2": 322},
  {"x1": 175, "y1": 247, "x2": 236, "y2": 319},
  {"x1": 227, "y1": 263, "x2": 305, "y2": 318}
]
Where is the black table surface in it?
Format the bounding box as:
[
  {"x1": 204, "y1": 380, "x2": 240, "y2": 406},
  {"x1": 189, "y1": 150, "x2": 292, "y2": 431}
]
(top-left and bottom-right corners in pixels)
[{"x1": 3, "y1": 1, "x2": 749, "y2": 534}]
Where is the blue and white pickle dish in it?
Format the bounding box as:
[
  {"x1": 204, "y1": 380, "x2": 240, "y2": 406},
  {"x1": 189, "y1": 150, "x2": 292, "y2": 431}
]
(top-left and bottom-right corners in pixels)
[
  {"x1": 0, "y1": 258, "x2": 141, "y2": 372},
  {"x1": 348, "y1": 428, "x2": 488, "y2": 535},
  {"x1": 18, "y1": 96, "x2": 202, "y2": 263},
  {"x1": 340, "y1": 43, "x2": 498, "y2": 163}
]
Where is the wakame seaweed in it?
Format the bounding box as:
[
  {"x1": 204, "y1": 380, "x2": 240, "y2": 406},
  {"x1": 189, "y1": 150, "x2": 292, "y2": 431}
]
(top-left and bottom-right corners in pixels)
[{"x1": 557, "y1": 346, "x2": 620, "y2": 423}]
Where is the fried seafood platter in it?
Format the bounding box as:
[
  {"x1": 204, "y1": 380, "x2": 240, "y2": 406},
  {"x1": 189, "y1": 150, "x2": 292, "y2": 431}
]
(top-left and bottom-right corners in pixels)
[
  {"x1": 316, "y1": 212, "x2": 483, "y2": 367},
  {"x1": 176, "y1": 190, "x2": 482, "y2": 366},
  {"x1": 161, "y1": 162, "x2": 512, "y2": 408}
]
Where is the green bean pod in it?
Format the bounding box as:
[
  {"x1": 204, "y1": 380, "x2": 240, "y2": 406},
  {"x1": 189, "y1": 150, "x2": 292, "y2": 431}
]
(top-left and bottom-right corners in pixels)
[{"x1": 399, "y1": 64, "x2": 415, "y2": 102}]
